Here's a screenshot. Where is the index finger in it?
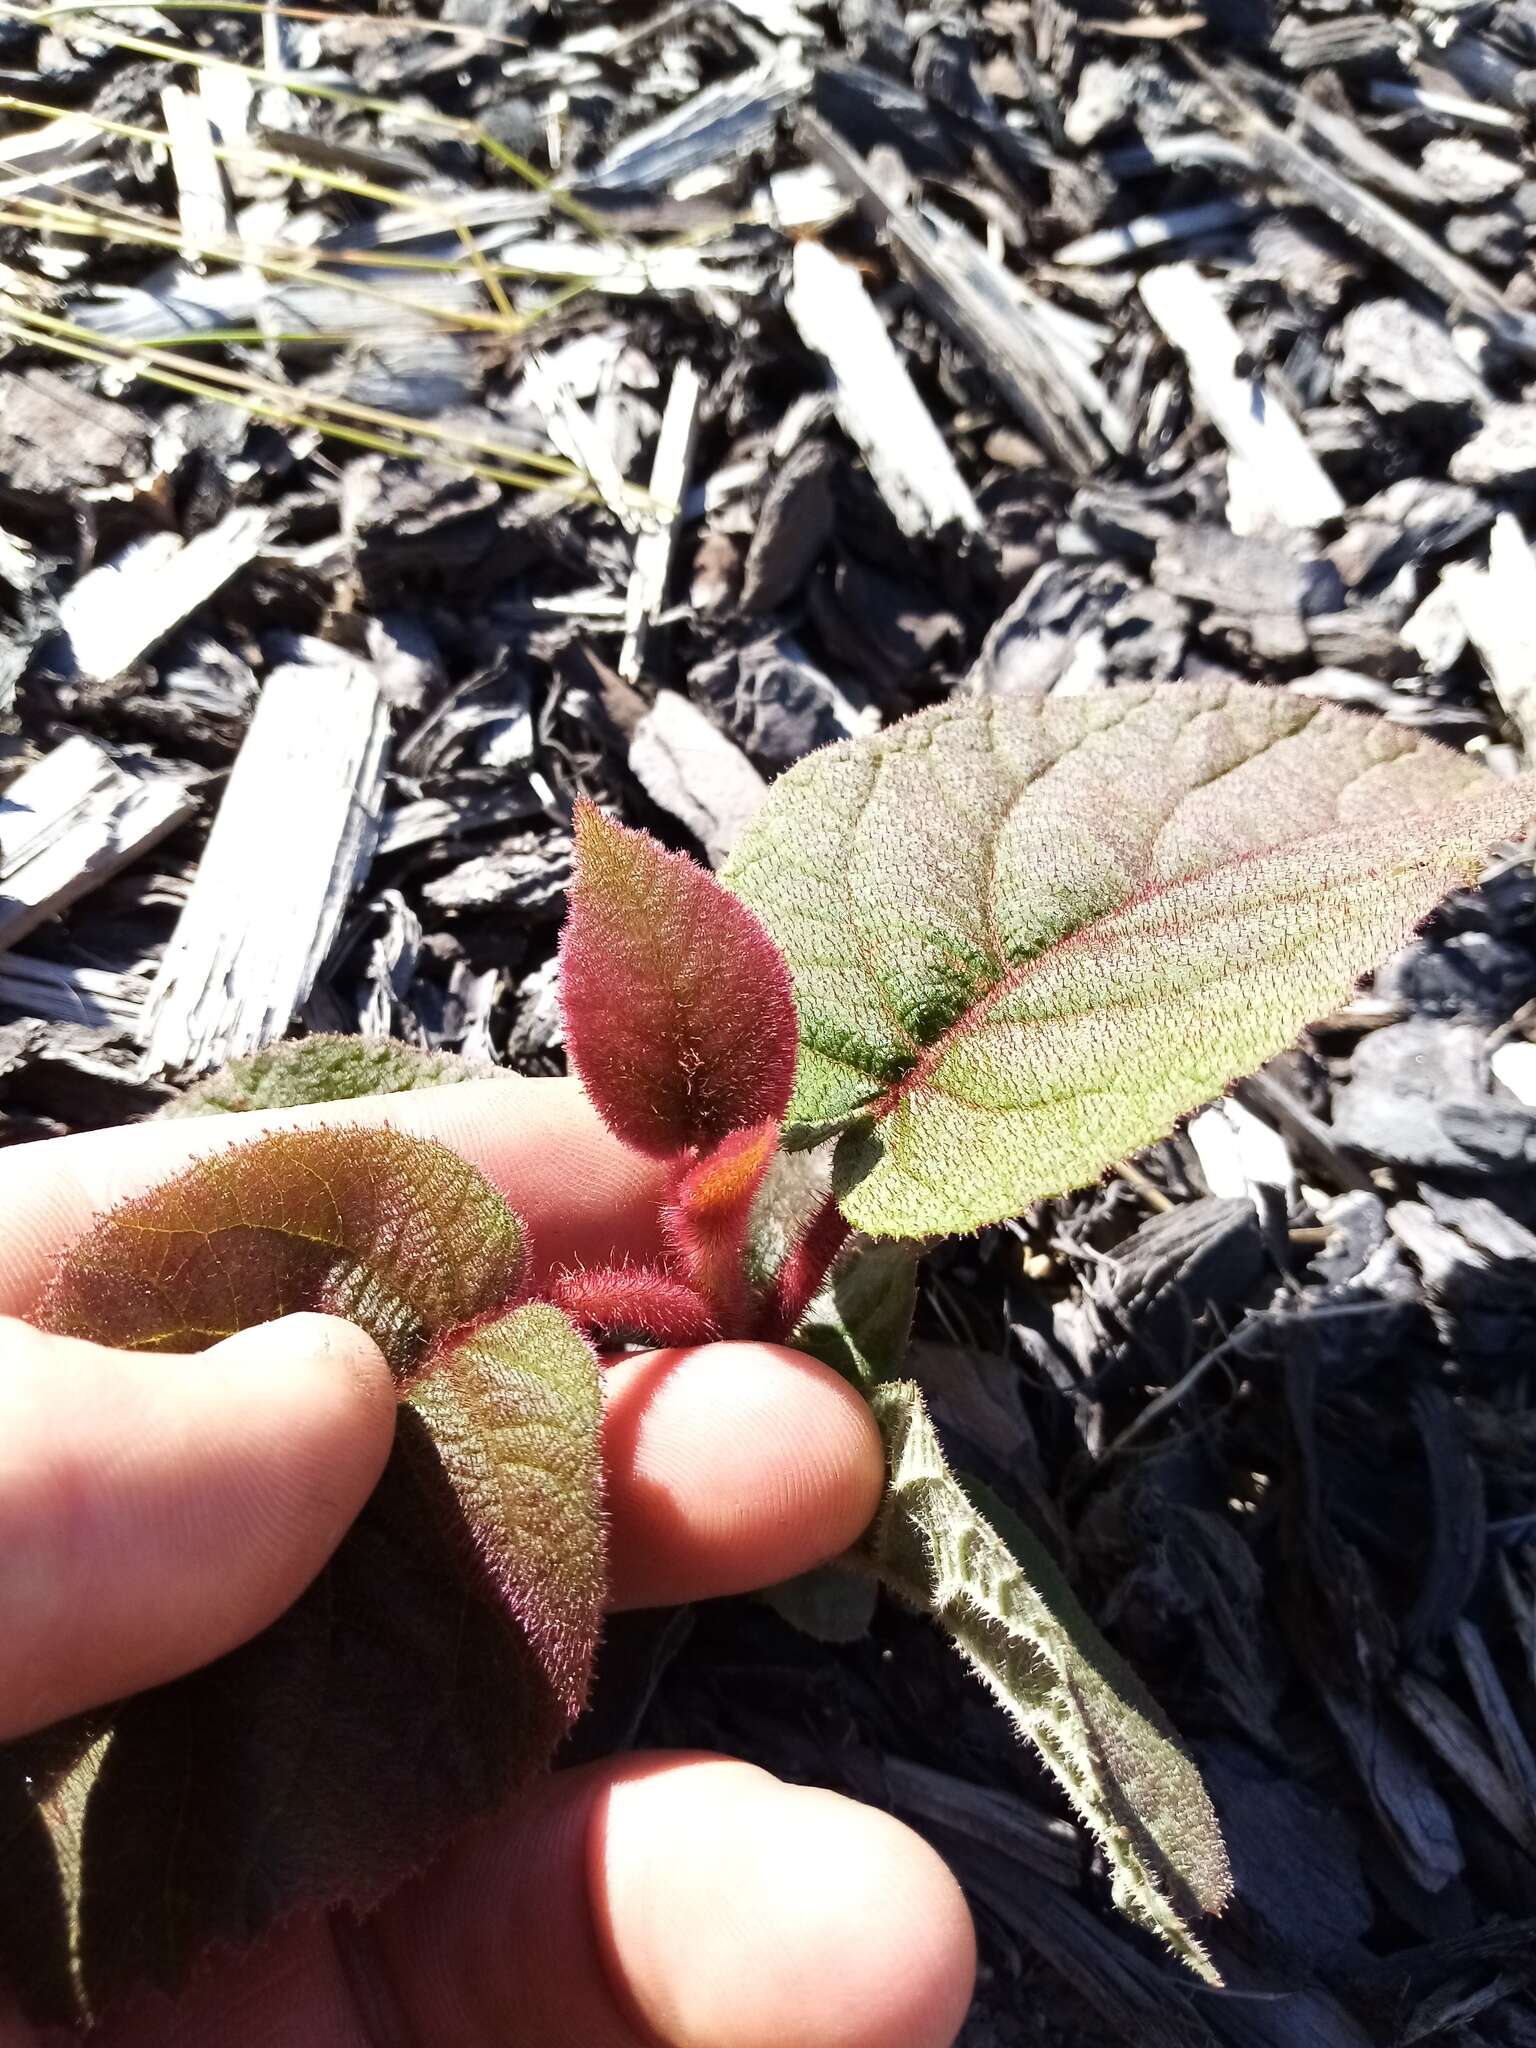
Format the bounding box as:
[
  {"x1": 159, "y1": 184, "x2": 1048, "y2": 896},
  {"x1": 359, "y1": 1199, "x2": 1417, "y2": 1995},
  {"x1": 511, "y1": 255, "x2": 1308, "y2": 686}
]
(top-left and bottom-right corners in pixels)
[{"x1": 0, "y1": 1075, "x2": 671, "y2": 1320}]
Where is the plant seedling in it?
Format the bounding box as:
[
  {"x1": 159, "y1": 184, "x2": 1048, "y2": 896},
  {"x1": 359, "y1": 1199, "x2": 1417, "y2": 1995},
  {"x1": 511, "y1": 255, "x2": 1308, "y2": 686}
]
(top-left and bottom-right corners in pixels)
[{"x1": 4, "y1": 682, "x2": 1530, "y2": 2024}]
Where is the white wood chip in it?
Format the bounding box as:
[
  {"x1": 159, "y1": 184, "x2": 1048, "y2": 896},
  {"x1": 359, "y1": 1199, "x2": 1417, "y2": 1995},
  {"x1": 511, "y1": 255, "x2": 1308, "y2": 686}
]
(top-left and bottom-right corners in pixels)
[
  {"x1": 57, "y1": 507, "x2": 271, "y2": 682},
  {"x1": 786, "y1": 240, "x2": 982, "y2": 539},
  {"x1": 1187, "y1": 1099, "x2": 1295, "y2": 1204},
  {"x1": 162, "y1": 83, "x2": 232, "y2": 261},
  {"x1": 619, "y1": 360, "x2": 702, "y2": 683},
  {"x1": 197, "y1": 64, "x2": 261, "y2": 197},
  {"x1": 727, "y1": 0, "x2": 822, "y2": 37},
  {"x1": 140, "y1": 647, "x2": 389, "y2": 1073},
  {"x1": 1055, "y1": 199, "x2": 1260, "y2": 268},
  {"x1": 1367, "y1": 79, "x2": 1520, "y2": 133},
  {"x1": 1491, "y1": 1041, "x2": 1536, "y2": 1106},
  {"x1": 1402, "y1": 578, "x2": 1470, "y2": 672},
  {"x1": 0, "y1": 111, "x2": 99, "y2": 177},
  {"x1": 1443, "y1": 511, "x2": 1536, "y2": 752},
  {"x1": 0, "y1": 734, "x2": 195, "y2": 956},
  {"x1": 629, "y1": 689, "x2": 766, "y2": 867},
  {"x1": 1139, "y1": 262, "x2": 1344, "y2": 532},
  {"x1": 0, "y1": 525, "x2": 35, "y2": 593}
]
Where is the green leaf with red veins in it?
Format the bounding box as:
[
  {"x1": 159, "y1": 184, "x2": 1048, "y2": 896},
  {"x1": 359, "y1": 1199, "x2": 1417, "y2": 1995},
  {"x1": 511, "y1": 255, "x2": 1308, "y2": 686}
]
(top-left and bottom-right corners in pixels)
[
  {"x1": 560, "y1": 798, "x2": 798, "y2": 1159},
  {"x1": 3, "y1": 1130, "x2": 603, "y2": 2027},
  {"x1": 724, "y1": 685, "x2": 1536, "y2": 1235}
]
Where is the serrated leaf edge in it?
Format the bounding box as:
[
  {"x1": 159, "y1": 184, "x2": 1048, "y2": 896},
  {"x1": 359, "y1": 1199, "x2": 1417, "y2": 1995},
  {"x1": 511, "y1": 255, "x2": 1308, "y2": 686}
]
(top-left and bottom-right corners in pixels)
[{"x1": 867, "y1": 1379, "x2": 1229, "y2": 1984}]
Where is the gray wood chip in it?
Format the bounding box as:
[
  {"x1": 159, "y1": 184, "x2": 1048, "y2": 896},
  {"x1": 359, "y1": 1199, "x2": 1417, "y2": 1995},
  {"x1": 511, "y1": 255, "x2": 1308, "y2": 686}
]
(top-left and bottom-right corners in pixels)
[
  {"x1": 140, "y1": 643, "x2": 389, "y2": 1073},
  {"x1": 628, "y1": 687, "x2": 766, "y2": 866},
  {"x1": 0, "y1": 735, "x2": 195, "y2": 957}
]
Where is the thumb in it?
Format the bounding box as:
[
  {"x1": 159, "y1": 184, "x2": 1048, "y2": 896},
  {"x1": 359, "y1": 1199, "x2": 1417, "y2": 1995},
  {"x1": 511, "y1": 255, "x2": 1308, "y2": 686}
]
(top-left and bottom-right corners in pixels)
[{"x1": 0, "y1": 1313, "x2": 396, "y2": 1742}]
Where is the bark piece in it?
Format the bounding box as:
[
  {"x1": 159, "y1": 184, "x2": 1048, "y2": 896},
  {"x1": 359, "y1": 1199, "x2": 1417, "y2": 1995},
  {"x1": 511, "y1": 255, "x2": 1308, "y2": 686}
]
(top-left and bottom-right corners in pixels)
[
  {"x1": 0, "y1": 368, "x2": 153, "y2": 500},
  {"x1": 1337, "y1": 299, "x2": 1488, "y2": 415},
  {"x1": 1451, "y1": 406, "x2": 1536, "y2": 487},
  {"x1": 629, "y1": 688, "x2": 766, "y2": 867},
  {"x1": 1422, "y1": 137, "x2": 1522, "y2": 205},
  {"x1": 805, "y1": 111, "x2": 1124, "y2": 473}
]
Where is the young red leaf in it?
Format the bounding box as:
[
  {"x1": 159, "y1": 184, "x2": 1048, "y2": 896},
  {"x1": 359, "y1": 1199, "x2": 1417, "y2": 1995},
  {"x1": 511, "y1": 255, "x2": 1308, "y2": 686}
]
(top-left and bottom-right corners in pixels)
[
  {"x1": 767, "y1": 1191, "x2": 853, "y2": 1342},
  {"x1": 662, "y1": 1119, "x2": 780, "y2": 1323},
  {"x1": 559, "y1": 797, "x2": 797, "y2": 1158},
  {"x1": 10, "y1": 1128, "x2": 604, "y2": 2027},
  {"x1": 552, "y1": 1263, "x2": 720, "y2": 1347}
]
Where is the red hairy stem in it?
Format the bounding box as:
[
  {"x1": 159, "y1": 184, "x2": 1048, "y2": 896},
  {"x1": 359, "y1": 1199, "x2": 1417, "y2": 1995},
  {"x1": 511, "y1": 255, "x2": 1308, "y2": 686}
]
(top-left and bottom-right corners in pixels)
[
  {"x1": 767, "y1": 1194, "x2": 853, "y2": 1342},
  {"x1": 661, "y1": 1120, "x2": 779, "y2": 1332},
  {"x1": 551, "y1": 1265, "x2": 720, "y2": 1348}
]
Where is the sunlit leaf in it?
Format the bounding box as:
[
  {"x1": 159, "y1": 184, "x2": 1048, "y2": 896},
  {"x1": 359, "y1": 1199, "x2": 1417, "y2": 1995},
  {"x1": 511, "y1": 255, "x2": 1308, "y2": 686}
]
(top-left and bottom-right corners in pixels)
[
  {"x1": 8, "y1": 1131, "x2": 603, "y2": 2025},
  {"x1": 725, "y1": 686, "x2": 1535, "y2": 1234},
  {"x1": 161, "y1": 1033, "x2": 491, "y2": 1116},
  {"x1": 560, "y1": 797, "x2": 797, "y2": 1158}
]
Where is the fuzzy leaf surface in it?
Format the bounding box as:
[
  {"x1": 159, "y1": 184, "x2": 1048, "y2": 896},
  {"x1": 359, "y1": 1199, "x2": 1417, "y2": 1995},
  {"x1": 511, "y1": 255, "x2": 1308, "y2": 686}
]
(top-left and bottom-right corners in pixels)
[
  {"x1": 868, "y1": 1379, "x2": 1231, "y2": 1980},
  {"x1": 40, "y1": 1124, "x2": 526, "y2": 1367},
  {"x1": 725, "y1": 686, "x2": 1535, "y2": 1233},
  {"x1": 161, "y1": 1034, "x2": 490, "y2": 1117},
  {"x1": 794, "y1": 1237, "x2": 919, "y2": 1394},
  {"x1": 11, "y1": 1133, "x2": 603, "y2": 2024},
  {"x1": 793, "y1": 1242, "x2": 1230, "y2": 1975},
  {"x1": 560, "y1": 798, "x2": 797, "y2": 1157},
  {"x1": 662, "y1": 1120, "x2": 780, "y2": 1320},
  {"x1": 552, "y1": 1263, "x2": 719, "y2": 1347}
]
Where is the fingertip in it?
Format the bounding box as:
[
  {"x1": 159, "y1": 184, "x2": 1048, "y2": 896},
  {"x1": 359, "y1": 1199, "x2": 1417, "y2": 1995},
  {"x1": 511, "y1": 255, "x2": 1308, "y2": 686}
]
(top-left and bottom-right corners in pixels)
[
  {"x1": 593, "y1": 1758, "x2": 977, "y2": 2048},
  {"x1": 209, "y1": 1313, "x2": 398, "y2": 1562},
  {"x1": 0, "y1": 1314, "x2": 399, "y2": 1738},
  {"x1": 213, "y1": 1312, "x2": 396, "y2": 1453},
  {"x1": 602, "y1": 1343, "x2": 885, "y2": 1609}
]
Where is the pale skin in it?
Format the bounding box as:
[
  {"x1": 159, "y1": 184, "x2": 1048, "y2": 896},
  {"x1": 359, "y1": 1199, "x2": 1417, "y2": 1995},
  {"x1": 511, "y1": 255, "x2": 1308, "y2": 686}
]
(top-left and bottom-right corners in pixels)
[{"x1": 0, "y1": 1076, "x2": 977, "y2": 2048}]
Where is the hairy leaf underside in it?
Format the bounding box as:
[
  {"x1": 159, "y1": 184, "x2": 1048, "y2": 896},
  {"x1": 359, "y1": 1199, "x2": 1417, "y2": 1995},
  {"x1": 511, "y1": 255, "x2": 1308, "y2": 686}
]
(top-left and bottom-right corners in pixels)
[
  {"x1": 162, "y1": 1033, "x2": 490, "y2": 1116},
  {"x1": 870, "y1": 1381, "x2": 1230, "y2": 1978},
  {"x1": 796, "y1": 1246, "x2": 1231, "y2": 1979},
  {"x1": 725, "y1": 686, "x2": 1535, "y2": 1234},
  {"x1": 4, "y1": 1128, "x2": 603, "y2": 2026}
]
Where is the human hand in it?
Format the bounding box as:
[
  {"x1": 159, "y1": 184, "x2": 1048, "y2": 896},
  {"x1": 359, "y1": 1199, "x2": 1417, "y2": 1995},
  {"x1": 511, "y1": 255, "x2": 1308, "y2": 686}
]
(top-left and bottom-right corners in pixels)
[{"x1": 0, "y1": 1076, "x2": 976, "y2": 2048}]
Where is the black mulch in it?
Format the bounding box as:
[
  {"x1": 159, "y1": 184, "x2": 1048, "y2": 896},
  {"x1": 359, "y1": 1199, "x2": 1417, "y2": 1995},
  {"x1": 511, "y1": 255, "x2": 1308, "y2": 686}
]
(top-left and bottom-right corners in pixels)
[{"x1": 4, "y1": 1, "x2": 1536, "y2": 2041}]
